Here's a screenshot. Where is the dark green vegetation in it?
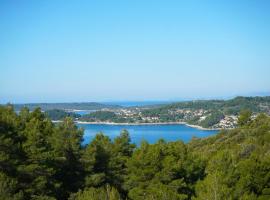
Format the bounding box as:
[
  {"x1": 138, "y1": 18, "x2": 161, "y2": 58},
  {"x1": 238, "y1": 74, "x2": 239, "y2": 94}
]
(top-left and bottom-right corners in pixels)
[
  {"x1": 80, "y1": 111, "x2": 140, "y2": 123},
  {"x1": 148, "y1": 96, "x2": 270, "y2": 114},
  {"x1": 45, "y1": 109, "x2": 80, "y2": 120},
  {"x1": 1, "y1": 105, "x2": 270, "y2": 200},
  {"x1": 80, "y1": 111, "x2": 117, "y2": 122},
  {"x1": 12, "y1": 102, "x2": 121, "y2": 111},
  {"x1": 199, "y1": 111, "x2": 225, "y2": 128}
]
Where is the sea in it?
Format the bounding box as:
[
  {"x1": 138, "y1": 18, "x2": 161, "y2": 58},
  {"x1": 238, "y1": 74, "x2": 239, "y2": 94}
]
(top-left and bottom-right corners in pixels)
[
  {"x1": 74, "y1": 101, "x2": 218, "y2": 145},
  {"x1": 77, "y1": 123, "x2": 218, "y2": 146}
]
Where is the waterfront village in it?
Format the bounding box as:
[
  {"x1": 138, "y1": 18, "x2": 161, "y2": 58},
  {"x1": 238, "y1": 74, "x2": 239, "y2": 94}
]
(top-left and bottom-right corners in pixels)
[{"x1": 83, "y1": 107, "x2": 240, "y2": 129}]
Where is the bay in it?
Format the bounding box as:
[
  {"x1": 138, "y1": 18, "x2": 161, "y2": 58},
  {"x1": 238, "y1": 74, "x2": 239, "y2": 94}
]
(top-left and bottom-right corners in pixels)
[{"x1": 77, "y1": 123, "x2": 218, "y2": 145}]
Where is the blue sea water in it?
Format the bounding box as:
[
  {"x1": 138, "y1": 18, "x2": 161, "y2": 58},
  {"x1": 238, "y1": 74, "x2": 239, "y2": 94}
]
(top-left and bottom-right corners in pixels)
[
  {"x1": 73, "y1": 110, "x2": 95, "y2": 115},
  {"x1": 77, "y1": 123, "x2": 218, "y2": 146}
]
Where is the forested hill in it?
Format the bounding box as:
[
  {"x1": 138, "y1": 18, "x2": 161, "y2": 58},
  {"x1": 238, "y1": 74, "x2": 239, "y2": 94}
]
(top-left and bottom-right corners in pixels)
[
  {"x1": 0, "y1": 105, "x2": 270, "y2": 200},
  {"x1": 11, "y1": 102, "x2": 121, "y2": 111},
  {"x1": 149, "y1": 96, "x2": 270, "y2": 114},
  {"x1": 136, "y1": 96, "x2": 270, "y2": 128}
]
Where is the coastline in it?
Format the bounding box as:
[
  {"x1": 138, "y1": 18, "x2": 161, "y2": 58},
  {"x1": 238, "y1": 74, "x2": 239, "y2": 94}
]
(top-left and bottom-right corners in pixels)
[{"x1": 73, "y1": 120, "x2": 220, "y2": 130}]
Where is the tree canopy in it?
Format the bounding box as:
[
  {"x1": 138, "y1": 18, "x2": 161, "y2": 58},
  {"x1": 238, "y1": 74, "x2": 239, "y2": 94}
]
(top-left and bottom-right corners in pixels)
[{"x1": 0, "y1": 105, "x2": 270, "y2": 200}]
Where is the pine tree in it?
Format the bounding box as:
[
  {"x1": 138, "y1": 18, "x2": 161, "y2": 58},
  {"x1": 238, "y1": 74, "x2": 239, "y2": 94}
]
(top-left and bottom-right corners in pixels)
[
  {"x1": 19, "y1": 108, "x2": 56, "y2": 199},
  {"x1": 51, "y1": 117, "x2": 84, "y2": 199}
]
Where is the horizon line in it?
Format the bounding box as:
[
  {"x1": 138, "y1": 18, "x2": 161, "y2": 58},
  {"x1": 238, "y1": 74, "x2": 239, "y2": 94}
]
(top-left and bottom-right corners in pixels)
[{"x1": 2, "y1": 94, "x2": 270, "y2": 105}]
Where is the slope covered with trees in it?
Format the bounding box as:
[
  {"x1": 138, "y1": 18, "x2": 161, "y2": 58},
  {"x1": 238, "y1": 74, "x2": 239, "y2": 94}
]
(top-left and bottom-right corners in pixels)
[
  {"x1": 149, "y1": 96, "x2": 270, "y2": 114},
  {"x1": 45, "y1": 109, "x2": 80, "y2": 120},
  {"x1": 0, "y1": 105, "x2": 269, "y2": 200},
  {"x1": 138, "y1": 96, "x2": 270, "y2": 128}
]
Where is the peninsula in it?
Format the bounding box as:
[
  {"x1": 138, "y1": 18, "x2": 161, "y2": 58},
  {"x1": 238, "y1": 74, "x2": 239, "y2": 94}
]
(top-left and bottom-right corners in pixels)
[{"x1": 12, "y1": 96, "x2": 270, "y2": 130}]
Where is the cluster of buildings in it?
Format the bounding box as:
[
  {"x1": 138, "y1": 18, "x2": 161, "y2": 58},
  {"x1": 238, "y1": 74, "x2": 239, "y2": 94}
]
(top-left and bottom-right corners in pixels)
[
  {"x1": 213, "y1": 115, "x2": 238, "y2": 129},
  {"x1": 102, "y1": 107, "x2": 240, "y2": 128}
]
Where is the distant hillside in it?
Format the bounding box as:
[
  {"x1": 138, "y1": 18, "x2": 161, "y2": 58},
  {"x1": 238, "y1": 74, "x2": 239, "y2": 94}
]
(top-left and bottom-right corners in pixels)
[
  {"x1": 147, "y1": 96, "x2": 270, "y2": 114},
  {"x1": 45, "y1": 109, "x2": 81, "y2": 120},
  {"x1": 138, "y1": 96, "x2": 270, "y2": 128},
  {"x1": 74, "y1": 96, "x2": 270, "y2": 129},
  {"x1": 12, "y1": 102, "x2": 121, "y2": 111}
]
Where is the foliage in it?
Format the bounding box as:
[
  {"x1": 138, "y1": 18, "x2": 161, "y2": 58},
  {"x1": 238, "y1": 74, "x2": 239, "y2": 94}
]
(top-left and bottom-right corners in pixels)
[
  {"x1": 45, "y1": 109, "x2": 80, "y2": 121},
  {"x1": 0, "y1": 105, "x2": 270, "y2": 200},
  {"x1": 237, "y1": 109, "x2": 252, "y2": 126},
  {"x1": 199, "y1": 111, "x2": 224, "y2": 128},
  {"x1": 125, "y1": 140, "x2": 203, "y2": 200},
  {"x1": 80, "y1": 111, "x2": 118, "y2": 122},
  {"x1": 160, "y1": 96, "x2": 270, "y2": 114},
  {"x1": 69, "y1": 185, "x2": 121, "y2": 200}
]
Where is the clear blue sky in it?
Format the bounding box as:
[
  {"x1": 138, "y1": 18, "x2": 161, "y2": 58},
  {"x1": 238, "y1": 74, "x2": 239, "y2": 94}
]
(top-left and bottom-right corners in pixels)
[{"x1": 0, "y1": 0, "x2": 270, "y2": 103}]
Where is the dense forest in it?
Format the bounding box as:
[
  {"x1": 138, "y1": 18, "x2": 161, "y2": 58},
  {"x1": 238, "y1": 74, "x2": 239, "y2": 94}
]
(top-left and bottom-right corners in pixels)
[
  {"x1": 79, "y1": 111, "x2": 140, "y2": 123},
  {"x1": 0, "y1": 105, "x2": 270, "y2": 200},
  {"x1": 45, "y1": 109, "x2": 80, "y2": 121},
  {"x1": 147, "y1": 96, "x2": 270, "y2": 113}
]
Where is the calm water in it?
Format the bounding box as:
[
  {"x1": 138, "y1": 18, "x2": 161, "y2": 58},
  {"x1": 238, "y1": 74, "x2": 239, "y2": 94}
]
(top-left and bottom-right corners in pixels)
[
  {"x1": 77, "y1": 124, "x2": 218, "y2": 145},
  {"x1": 72, "y1": 110, "x2": 96, "y2": 115}
]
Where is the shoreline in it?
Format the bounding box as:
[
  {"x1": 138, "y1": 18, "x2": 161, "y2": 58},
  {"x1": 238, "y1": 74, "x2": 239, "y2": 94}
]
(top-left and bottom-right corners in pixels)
[{"x1": 73, "y1": 120, "x2": 220, "y2": 130}]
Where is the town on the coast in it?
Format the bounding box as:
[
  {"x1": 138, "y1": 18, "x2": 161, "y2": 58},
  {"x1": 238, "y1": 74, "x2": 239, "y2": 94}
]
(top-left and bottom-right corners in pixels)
[{"x1": 14, "y1": 96, "x2": 270, "y2": 130}]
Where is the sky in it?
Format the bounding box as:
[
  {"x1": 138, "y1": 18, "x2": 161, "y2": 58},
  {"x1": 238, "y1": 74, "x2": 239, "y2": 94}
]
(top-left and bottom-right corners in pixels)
[{"x1": 0, "y1": 0, "x2": 270, "y2": 103}]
